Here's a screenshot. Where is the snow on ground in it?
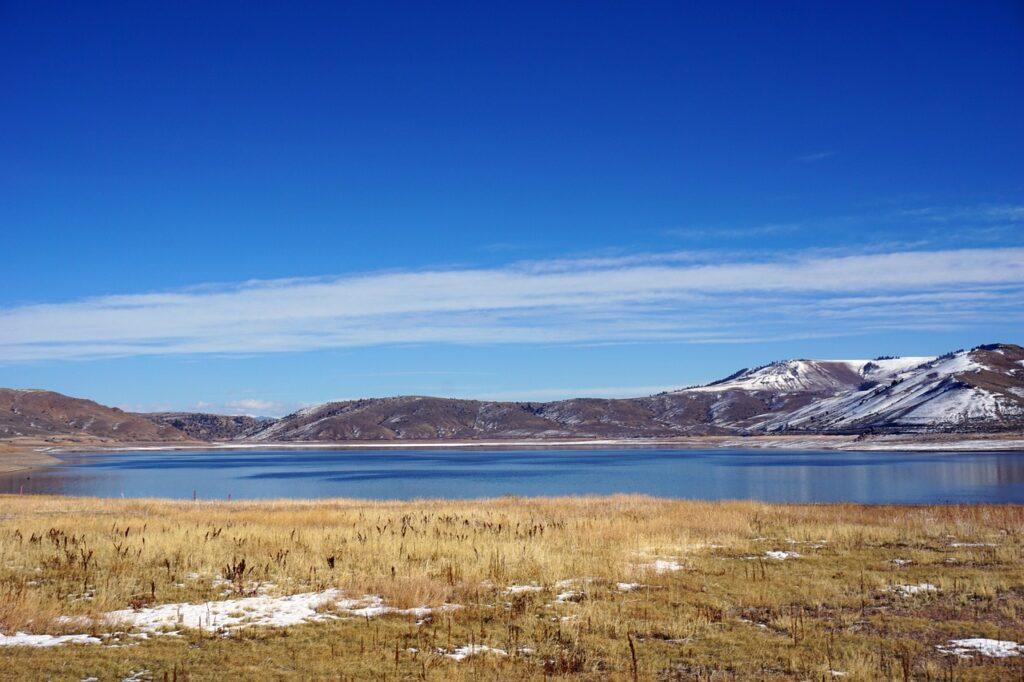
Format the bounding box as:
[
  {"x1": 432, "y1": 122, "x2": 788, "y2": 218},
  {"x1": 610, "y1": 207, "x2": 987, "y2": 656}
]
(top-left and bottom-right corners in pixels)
[
  {"x1": 738, "y1": 618, "x2": 769, "y2": 630},
  {"x1": 764, "y1": 551, "x2": 800, "y2": 560},
  {"x1": 0, "y1": 590, "x2": 461, "y2": 647},
  {"x1": 121, "y1": 671, "x2": 151, "y2": 682},
  {"x1": 555, "y1": 590, "x2": 584, "y2": 603},
  {"x1": 888, "y1": 583, "x2": 938, "y2": 596},
  {"x1": 442, "y1": 644, "x2": 508, "y2": 661},
  {"x1": 644, "y1": 559, "x2": 684, "y2": 573},
  {"x1": 81, "y1": 589, "x2": 345, "y2": 632},
  {"x1": 936, "y1": 638, "x2": 1022, "y2": 658},
  {"x1": 0, "y1": 632, "x2": 101, "y2": 647},
  {"x1": 950, "y1": 542, "x2": 996, "y2": 548},
  {"x1": 617, "y1": 582, "x2": 643, "y2": 591},
  {"x1": 505, "y1": 584, "x2": 543, "y2": 595}
]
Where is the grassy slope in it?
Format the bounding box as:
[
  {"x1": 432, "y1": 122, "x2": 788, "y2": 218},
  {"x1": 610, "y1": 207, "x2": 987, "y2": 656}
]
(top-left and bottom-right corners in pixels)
[{"x1": 0, "y1": 496, "x2": 1022, "y2": 680}]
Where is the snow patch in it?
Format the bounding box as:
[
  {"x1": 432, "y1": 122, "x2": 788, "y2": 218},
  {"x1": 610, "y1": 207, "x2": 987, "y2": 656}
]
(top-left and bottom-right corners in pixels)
[
  {"x1": 442, "y1": 644, "x2": 508, "y2": 661},
  {"x1": 950, "y1": 542, "x2": 996, "y2": 548},
  {"x1": 0, "y1": 632, "x2": 101, "y2": 647},
  {"x1": 888, "y1": 583, "x2": 938, "y2": 596},
  {"x1": 644, "y1": 559, "x2": 684, "y2": 573},
  {"x1": 122, "y1": 671, "x2": 151, "y2": 682},
  {"x1": 58, "y1": 590, "x2": 459, "y2": 636},
  {"x1": 936, "y1": 638, "x2": 1022, "y2": 658},
  {"x1": 505, "y1": 584, "x2": 542, "y2": 595}
]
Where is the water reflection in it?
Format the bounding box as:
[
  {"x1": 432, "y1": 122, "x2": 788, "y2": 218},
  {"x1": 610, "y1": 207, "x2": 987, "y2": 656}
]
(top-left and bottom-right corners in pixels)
[{"x1": 1, "y1": 448, "x2": 1023, "y2": 503}]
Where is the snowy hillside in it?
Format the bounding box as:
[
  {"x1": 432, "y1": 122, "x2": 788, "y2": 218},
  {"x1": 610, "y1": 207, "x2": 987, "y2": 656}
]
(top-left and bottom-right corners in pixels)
[
  {"x1": 765, "y1": 345, "x2": 1024, "y2": 432},
  {"x1": 683, "y1": 357, "x2": 932, "y2": 394}
]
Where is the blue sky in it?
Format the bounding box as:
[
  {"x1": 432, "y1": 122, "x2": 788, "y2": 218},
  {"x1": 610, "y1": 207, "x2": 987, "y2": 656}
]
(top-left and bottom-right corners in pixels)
[{"x1": 1, "y1": 1, "x2": 1022, "y2": 415}]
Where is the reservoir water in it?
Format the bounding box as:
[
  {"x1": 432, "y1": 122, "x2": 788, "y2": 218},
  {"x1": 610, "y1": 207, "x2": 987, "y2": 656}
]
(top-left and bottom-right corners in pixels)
[{"x1": 2, "y1": 447, "x2": 1023, "y2": 503}]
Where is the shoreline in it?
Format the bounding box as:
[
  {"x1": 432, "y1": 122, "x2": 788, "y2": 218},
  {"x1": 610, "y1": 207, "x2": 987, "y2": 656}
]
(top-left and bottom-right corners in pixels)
[
  {"x1": 48, "y1": 433, "x2": 1024, "y2": 454},
  {"x1": 2, "y1": 432, "x2": 1022, "y2": 475},
  {"x1": 0, "y1": 449, "x2": 62, "y2": 474},
  {"x1": 3, "y1": 491, "x2": 1024, "y2": 507}
]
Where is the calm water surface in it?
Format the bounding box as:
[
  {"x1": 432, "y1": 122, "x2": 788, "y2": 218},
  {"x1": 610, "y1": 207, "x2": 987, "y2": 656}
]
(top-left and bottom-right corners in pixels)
[{"x1": 2, "y1": 448, "x2": 1024, "y2": 503}]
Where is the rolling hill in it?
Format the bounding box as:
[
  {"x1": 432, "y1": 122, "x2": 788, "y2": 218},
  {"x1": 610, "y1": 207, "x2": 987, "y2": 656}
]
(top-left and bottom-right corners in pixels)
[
  {"x1": 2, "y1": 343, "x2": 1021, "y2": 444},
  {"x1": 0, "y1": 389, "x2": 192, "y2": 442},
  {"x1": 247, "y1": 343, "x2": 1024, "y2": 441}
]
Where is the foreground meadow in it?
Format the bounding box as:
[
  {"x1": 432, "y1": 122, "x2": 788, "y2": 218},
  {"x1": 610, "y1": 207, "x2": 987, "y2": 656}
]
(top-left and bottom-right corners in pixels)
[{"x1": 0, "y1": 496, "x2": 1022, "y2": 680}]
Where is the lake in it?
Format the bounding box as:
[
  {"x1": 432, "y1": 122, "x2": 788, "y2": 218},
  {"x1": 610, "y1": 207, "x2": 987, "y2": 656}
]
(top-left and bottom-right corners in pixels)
[{"x1": 2, "y1": 447, "x2": 1024, "y2": 503}]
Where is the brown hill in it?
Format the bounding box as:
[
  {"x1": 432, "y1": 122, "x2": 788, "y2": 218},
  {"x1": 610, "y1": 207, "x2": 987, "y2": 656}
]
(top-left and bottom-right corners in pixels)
[
  {"x1": 145, "y1": 413, "x2": 273, "y2": 441},
  {"x1": 249, "y1": 390, "x2": 852, "y2": 442},
  {"x1": 0, "y1": 389, "x2": 192, "y2": 442}
]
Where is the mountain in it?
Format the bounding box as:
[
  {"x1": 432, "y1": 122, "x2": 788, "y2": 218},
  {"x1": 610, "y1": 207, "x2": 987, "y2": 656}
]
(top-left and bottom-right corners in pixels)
[
  {"x1": 144, "y1": 413, "x2": 273, "y2": 441},
  {"x1": 2, "y1": 343, "x2": 1021, "y2": 444},
  {"x1": 251, "y1": 397, "x2": 573, "y2": 441},
  {"x1": 0, "y1": 389, "x2": 192, "y2": 442},
  {"x1": 685, "y1": 356, "x2": 929, "y2": 393},
  {"x1": 248, "y1": 344, "x2": 1024, "y2": 440},
  {"x1": 659, "y1": 356, "x2": 931, "y2": 430},
  {"x1": 766, "y1": 344, "x2": 1024, "y2": 433},
  {"x1": 250, "y1": 394, "x2": 725, "y2": 441}
]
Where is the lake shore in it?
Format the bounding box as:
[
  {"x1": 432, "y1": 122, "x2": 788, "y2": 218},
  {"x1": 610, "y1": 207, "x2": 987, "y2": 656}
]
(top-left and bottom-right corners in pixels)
[
  {"x1": 0, "y1": 441, "x2": 62, "y2": 474},
  {"x1": 3, "y1": 431, "x2": 1023, "y2": 474},
  {"x1": 1, "y1": 494, "x2": 1021, "y2": 679}
]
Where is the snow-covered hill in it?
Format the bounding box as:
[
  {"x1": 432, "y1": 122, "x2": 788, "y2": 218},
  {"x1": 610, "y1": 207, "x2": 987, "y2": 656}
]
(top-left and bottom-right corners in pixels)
[
  {"x1": 764, "y1": 345, "x2": 1024, "y2": 432},
  {"x1": 682, "y1": 357, "x2": 932, "y2": 394}
]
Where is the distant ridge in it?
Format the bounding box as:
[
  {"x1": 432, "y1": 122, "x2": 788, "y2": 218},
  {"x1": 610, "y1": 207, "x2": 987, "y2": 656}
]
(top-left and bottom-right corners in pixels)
[
  {"x1": 2, "y1": 343, "x2": 1021, "y2": 444},
  {"x1": 0, "y1": 388, "x2": 192, "y2": 443},
  {"x1": 144, "y1": 413, "x2": 273, "y2": 441}
]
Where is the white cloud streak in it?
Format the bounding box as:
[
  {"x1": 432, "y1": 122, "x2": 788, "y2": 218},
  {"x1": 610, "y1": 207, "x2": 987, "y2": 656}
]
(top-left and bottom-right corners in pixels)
[
  {"x1": 117, "y1": 398, "x2": 301, "y2": 418},
  {"x1": 1, "y1": 247, "x2": 1021, "y2": 362},
  {"x1": 795, "y1": 151, "x2": 836, "y2": 163},
  {"x1": 895, "y1": 204, "x2": 1024, "y2": 223}
]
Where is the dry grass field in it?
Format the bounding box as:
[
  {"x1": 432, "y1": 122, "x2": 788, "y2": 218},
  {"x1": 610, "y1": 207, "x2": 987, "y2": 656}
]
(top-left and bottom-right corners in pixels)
[{"x1": 0, "y1": 495, "x2": 1022, "y2": 680}]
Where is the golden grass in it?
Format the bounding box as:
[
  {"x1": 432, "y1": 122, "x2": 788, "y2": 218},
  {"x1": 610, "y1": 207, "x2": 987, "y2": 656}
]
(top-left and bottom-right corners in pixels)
[{"x1": 0, "y1": 494, "x2": 1022, "y2": 680}]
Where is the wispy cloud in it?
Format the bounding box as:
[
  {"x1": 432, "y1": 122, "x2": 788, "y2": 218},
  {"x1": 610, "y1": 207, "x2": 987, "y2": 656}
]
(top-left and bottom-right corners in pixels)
[
  {"x1": 665, "y1": 223, "x2": 800, "y2": 241},
  {"x1": 225, "y1": 399, "x2": 282, "y2": 414},
  {"x1": 664, "y1": 202, "x2": 1024, "y2": 248},
  {"x1": 894, "y1": 204, "x2": 1024, "y2": 223},
  {"x1": 795, "y1": 151, "x2": 836, "y2": 163},
  {"x1": 1, "y1": 247, "x2": 1021, "y2": 362}
]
